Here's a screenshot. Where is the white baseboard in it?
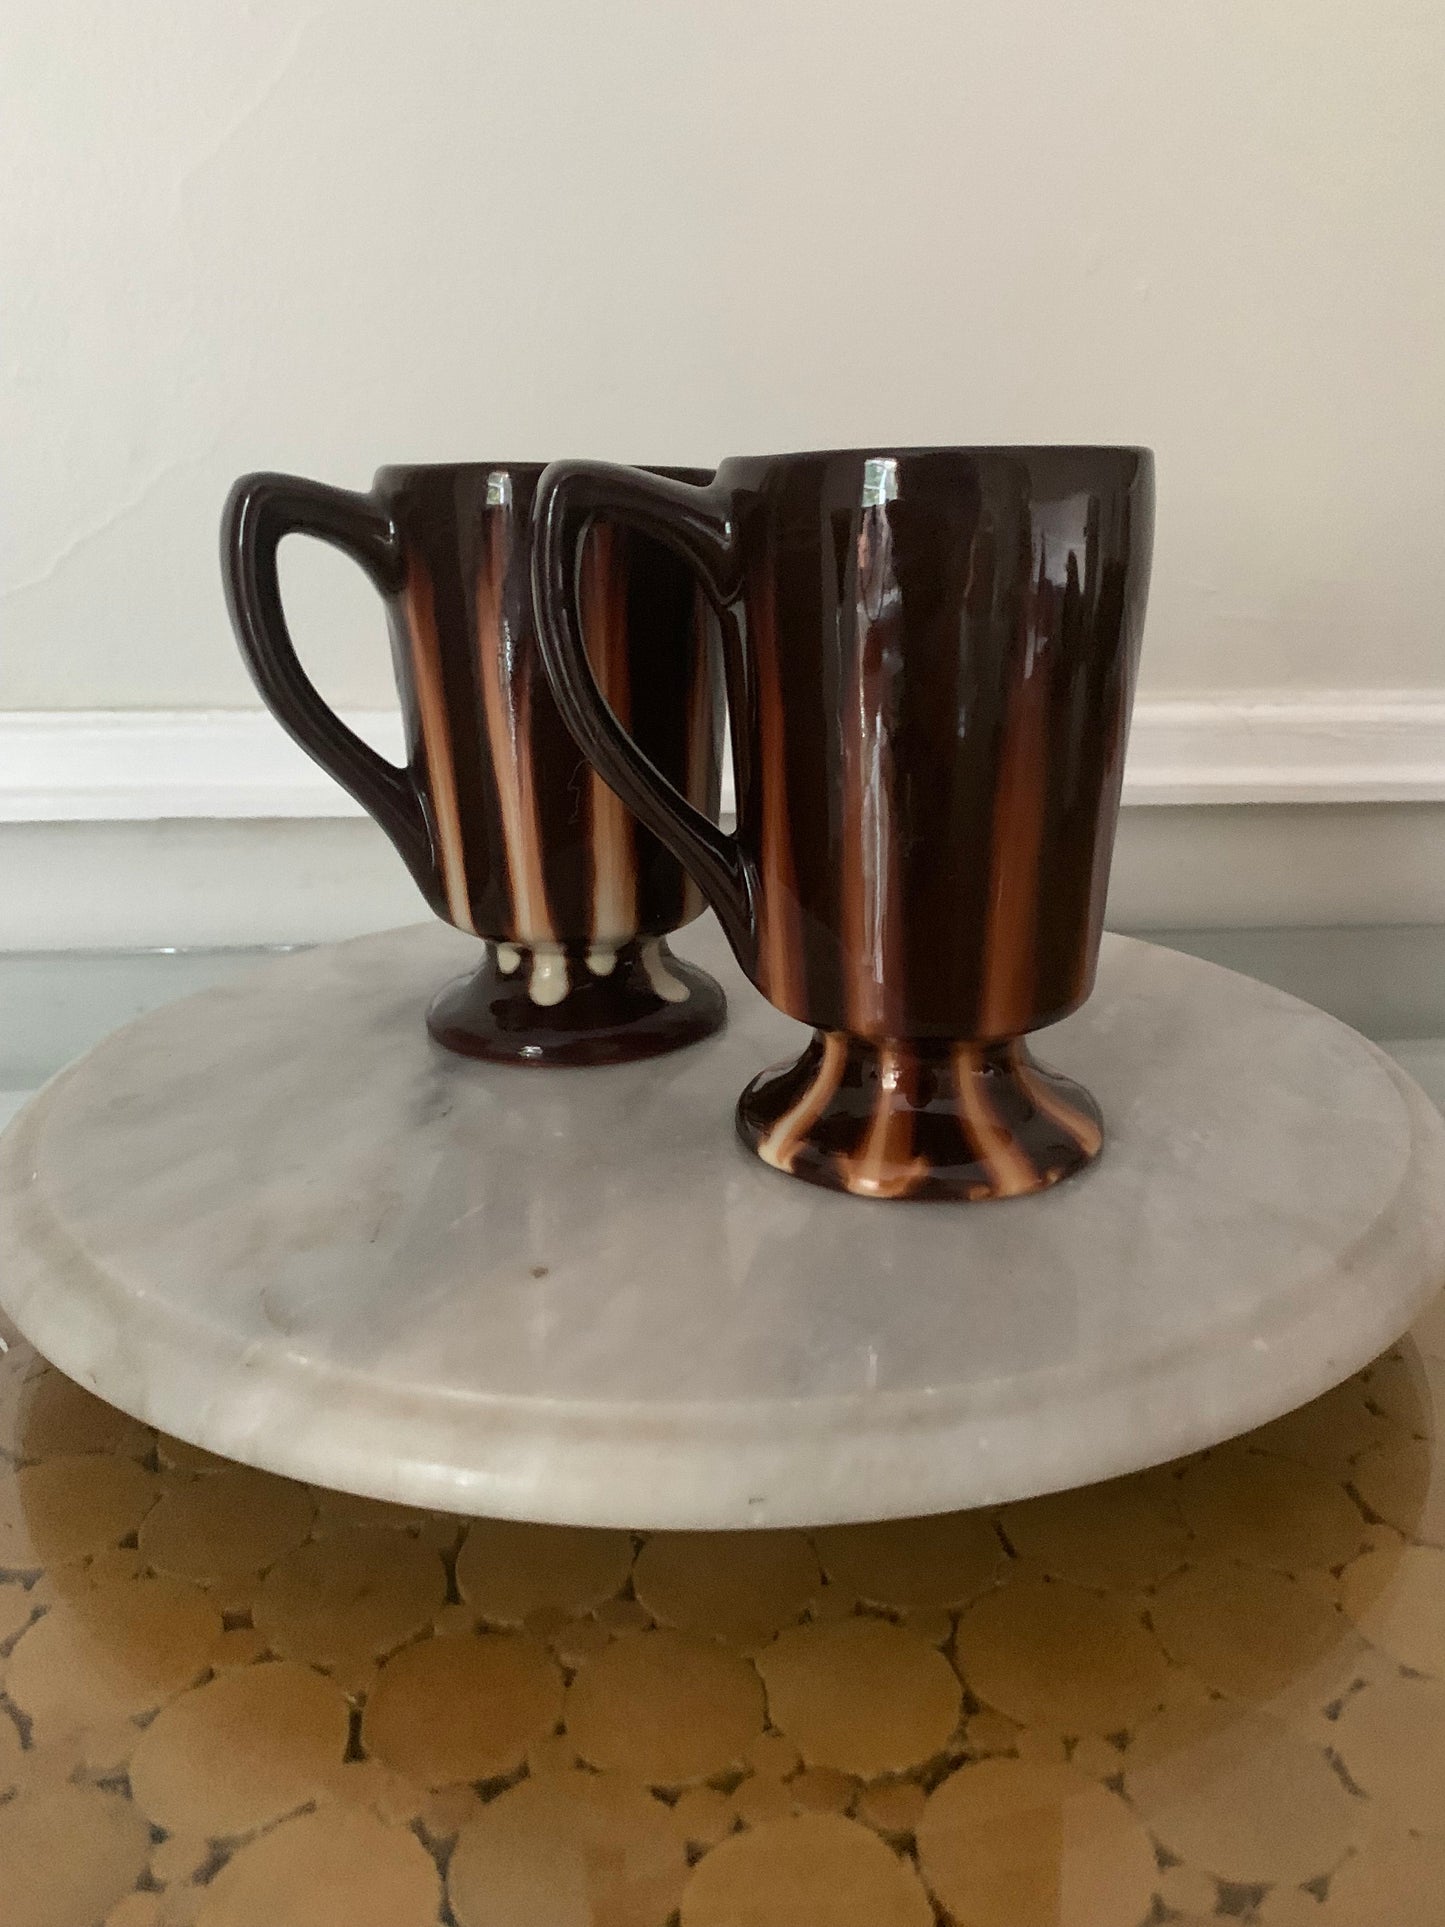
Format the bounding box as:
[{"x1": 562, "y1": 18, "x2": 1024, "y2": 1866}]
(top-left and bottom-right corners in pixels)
[
  {"x1": 3, "y1": 691, "x2": 1445, "y2": 823},
  {"x1": 1121, "y1": 693, "x2": 1445, "y2": 805},
  {"x1": 2, "y1": 695, "x2": 1444, "y2": 946},
  {"x1": 0, "y1": 709, "x2": 407, "y2": 823}
]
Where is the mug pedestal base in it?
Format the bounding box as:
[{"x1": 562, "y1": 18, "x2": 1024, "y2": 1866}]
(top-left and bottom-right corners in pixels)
[
  {"x1": 426, "y1": 937, "x2": 725, "y2": 1066},
  {"x1": 736, "y1": 1032, "x2": 1103, "y2": 1202}
]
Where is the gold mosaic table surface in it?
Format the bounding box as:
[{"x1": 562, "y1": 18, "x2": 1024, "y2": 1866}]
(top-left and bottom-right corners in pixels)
[{"x1": 2, "y1": 1294, "x2": 1444, "y2": 1927}]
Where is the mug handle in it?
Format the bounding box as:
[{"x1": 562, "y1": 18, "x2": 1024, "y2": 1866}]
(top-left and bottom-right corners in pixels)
[
  {"x1": 221, "y1": 472, "x2": 436, "y2": 896},
  {"x1": 531, "y1": 461, "x2": 757, "y2": 965}
]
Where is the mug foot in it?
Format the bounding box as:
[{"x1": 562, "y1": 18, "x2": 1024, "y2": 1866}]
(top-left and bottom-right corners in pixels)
[
  {"x1": 427, "y1": 938, "x2": 726, "y2": 1066},
  {"x1": 736, "y1": 1032, "x2": 1102, "y2": 1202}
]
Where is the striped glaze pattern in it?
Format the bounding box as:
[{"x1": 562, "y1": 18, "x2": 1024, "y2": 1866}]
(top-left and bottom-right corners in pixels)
[
  {"x1": 533, "y1": 446, "x2": 1152, "y2": 1195},
  {"x1": 738, "y1": 1032, "x2": 1104, "y2": 1203},
  {"x1": 383, "y1": 464, "x2": 721, "y2": 953},
  {"x1": 424, "y1": 934, "x2": 725, "y2": 1068},
  {"x1": 225, "y1": 461, "x2": 726, "y2": 1062},
  {"x1": 730, "y1": 449, "x2": 1152, "y2": 1041}
]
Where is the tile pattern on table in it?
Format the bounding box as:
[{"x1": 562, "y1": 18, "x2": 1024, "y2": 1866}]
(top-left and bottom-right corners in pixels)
[{"x1": 2, "y1": 1296, "x2": 1445, "y2": 1926}]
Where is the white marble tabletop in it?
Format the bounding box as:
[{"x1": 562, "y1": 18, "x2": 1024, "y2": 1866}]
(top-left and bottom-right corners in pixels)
[{"x1": 4, "y1": 921, "x2": 1444, "y2": 1529}]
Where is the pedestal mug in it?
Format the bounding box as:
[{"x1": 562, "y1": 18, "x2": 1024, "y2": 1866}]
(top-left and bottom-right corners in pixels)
[
  {"x1": 223, "y1": 461, "x2": 726, "y2": 1064},
  {"x1": 533, "y1": 446, "x2": 1153, "y2": 1196}
]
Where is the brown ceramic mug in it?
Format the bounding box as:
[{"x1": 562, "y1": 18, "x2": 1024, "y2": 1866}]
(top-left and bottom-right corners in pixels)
[
  {"x1": 223, "y1": 462, "x2": 726, "y2": 1064},
  {"x1": 533, "y1": 445, "x2": 1153, "y2": 1198}
]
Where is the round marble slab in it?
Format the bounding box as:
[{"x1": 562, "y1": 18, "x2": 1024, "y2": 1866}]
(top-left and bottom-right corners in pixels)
[{"x1": 2, "y1": 921, "x2": 1444, "y2": 1530}]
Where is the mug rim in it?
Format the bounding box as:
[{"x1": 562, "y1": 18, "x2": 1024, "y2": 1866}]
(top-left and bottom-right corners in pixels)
[
  {"x1": 714, "y1": 443, "x2": 1152, "y2": 466},
  {"x1": 372, "y1": 460, "x2": 714, "y2": 486}
]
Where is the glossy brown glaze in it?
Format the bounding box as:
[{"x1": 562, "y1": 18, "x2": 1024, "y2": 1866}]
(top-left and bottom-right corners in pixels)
[
  {"x1": 737, "y1": 1033, "x2": 1102, "y2": 1202},
  {"x1": 533, "y1": 446, "x2": 1152, "y2": 1197},
  {"x1": 426, "y1": 936, "x2": 725, "y2": 1066},
  {"x1": 223, "y1": 462, "x2": 726, "y2": 1063}
]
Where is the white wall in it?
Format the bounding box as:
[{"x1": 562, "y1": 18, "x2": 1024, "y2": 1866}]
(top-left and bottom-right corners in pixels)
[
  {"x1": 4, "y1": 0, "x2": 1443, "y2": 711},
  {"x1": 4, "y1": 2, "x2": 1443, "y2": 949}
]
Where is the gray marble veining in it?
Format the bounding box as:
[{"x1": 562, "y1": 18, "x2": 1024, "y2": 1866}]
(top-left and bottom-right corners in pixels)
[{"x1": 2, "y1": 920, "x2": 1443, "y2": 1527}]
